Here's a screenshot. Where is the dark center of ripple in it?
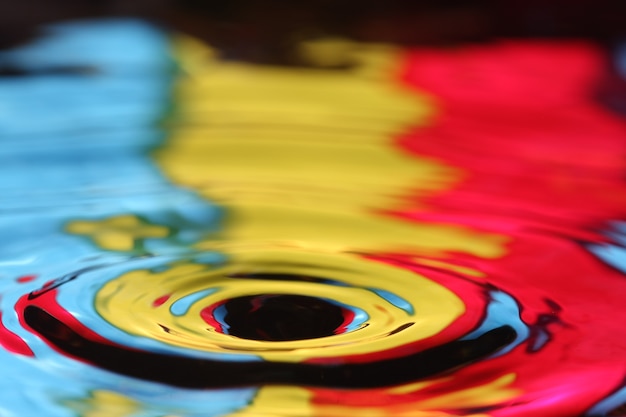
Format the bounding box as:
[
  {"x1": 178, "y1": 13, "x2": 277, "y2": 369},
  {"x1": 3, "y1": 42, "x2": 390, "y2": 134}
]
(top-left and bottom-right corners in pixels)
[{"x1": 222, "y1": 294, "x2": 345, "y2": 341}]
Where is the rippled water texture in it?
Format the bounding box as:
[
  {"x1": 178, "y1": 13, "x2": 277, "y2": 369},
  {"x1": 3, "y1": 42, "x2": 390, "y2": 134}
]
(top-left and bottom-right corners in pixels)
[{"x1": 1, "y1": 19, "x2": 626, "y2": 417}]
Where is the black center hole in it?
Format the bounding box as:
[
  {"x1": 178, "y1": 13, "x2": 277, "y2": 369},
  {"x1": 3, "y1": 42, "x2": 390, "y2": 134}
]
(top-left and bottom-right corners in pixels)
[{"x1": 222, "y1": 294, "x2": 345, "y2": 342}]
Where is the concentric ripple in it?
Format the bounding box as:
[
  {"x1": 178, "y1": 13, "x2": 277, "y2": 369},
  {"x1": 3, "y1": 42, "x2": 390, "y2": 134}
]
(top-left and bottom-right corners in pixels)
[{"x1": 17, "y1": 247, "x2": 519, "y2": 389}]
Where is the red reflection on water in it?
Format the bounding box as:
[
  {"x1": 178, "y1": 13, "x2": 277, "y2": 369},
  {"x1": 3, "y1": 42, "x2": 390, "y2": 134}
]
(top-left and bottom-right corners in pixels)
[{"x1": 309, "y1": 42, "x2": 626, "y2": 416}]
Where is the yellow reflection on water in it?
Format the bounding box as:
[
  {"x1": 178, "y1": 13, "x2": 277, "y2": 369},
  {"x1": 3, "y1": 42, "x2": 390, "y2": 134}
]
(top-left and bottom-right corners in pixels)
[
  {"x1": 66, "y1": 215, "x2": 170, "y2": 251},
  {"x1": 63, "y1": 390, "x2": 140, "y2": 417},
  {"x1": 153, "y1": 36, "x2": 506, "y2": 259}
]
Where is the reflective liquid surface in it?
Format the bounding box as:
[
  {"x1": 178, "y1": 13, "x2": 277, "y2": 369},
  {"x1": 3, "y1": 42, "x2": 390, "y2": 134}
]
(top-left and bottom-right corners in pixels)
[{"x1": 1, "y1": 19, "x2": 626, "y2": 417}]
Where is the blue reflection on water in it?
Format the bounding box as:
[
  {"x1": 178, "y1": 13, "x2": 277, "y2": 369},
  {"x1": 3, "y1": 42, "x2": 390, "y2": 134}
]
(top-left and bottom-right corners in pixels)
[{"x1": 0, "y1": 19, "x2": 251, "y2": 416}]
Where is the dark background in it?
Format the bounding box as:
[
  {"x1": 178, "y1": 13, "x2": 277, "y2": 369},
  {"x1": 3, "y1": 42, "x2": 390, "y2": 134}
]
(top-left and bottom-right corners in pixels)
[{"x1": 1, "y1": 1, "x2": 625, "y2": 59}]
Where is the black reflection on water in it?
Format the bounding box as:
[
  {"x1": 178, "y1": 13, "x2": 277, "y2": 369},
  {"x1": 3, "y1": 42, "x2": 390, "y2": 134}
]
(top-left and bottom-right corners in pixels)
[
  {"x1": 223, "y1": 294, "x2": 345, "y2": 341},
  {"x1": 24, "y1": 305, "x2": 516, "y2": 389}
]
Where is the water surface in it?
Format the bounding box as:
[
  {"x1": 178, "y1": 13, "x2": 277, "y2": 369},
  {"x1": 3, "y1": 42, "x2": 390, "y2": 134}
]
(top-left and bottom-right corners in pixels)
[{"x1": 1, "y1": 19, "x2": 626, "y2": 417}]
